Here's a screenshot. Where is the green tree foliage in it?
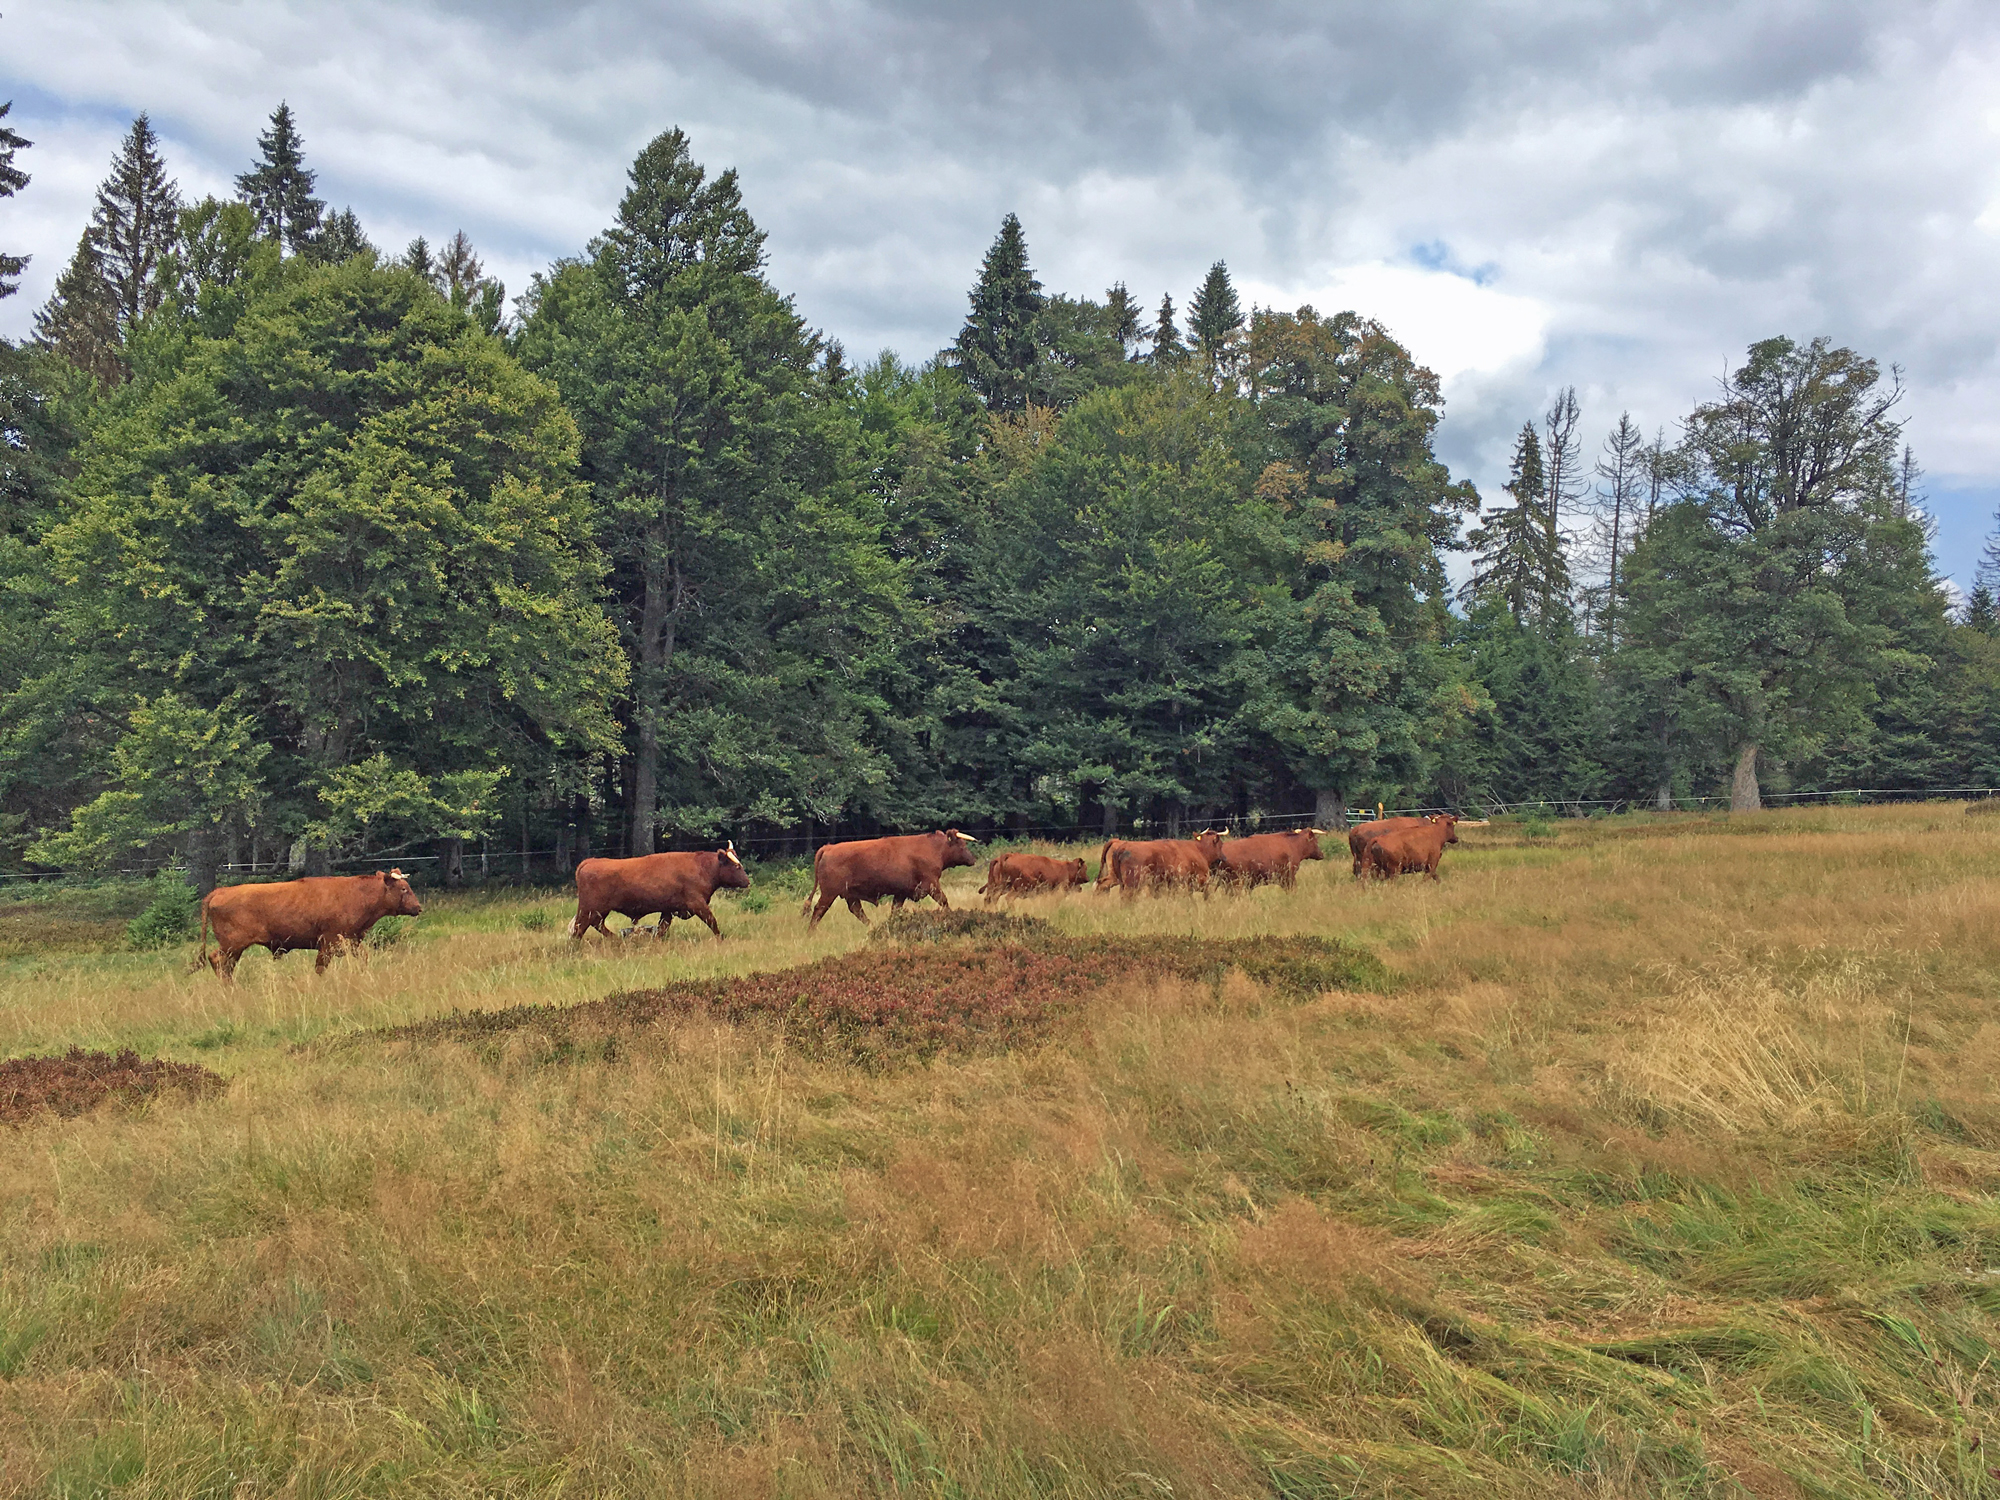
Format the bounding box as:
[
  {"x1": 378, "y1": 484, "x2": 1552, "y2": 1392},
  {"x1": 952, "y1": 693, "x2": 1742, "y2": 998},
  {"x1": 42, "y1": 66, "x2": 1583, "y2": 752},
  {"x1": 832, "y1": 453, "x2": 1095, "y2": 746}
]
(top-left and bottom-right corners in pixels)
[
  {"x1": 0, "y1": 99, "x2": 29, "y2": 299},
  {"x1": 235, "y1": 102, "x2": 324, "y2": 255},
  {"x1": 90, "y1": 114, "x2": 181, "y2": 332},
  {"x1": 518, "y1": 128, "x2": 910, "y2": 850},
  {"x1": 35, "y1": 253, "x2": 622, "y2": 878},
  {"x1": 32, "y1": 234, "x2": 123, "y2": 384},
  {"x1": 310, "y1": 206, "x2": 372, "y2": 265},
  {"x1": 1188, "y1": 260, "x2": 1244, "y2": 385},
  {"x1": 1616, "y1": 337, "x2": 1912, "y2": 809},
  {"x1": 1243, "y1": 307, "x2": 1481, "y2": 822},
  {"x1": 1465, "y1": 424, "x2": 1568, "y2": 624},
  {"x1": 1150, "y1": 293, "x2": 1185, "y2": 365},
  {"x1": 952, "y1": 213, "x2": 1043, "y2": 412},
  {"x1": 1104, "y1": 281, "x2": 1147, "y2": 356}
]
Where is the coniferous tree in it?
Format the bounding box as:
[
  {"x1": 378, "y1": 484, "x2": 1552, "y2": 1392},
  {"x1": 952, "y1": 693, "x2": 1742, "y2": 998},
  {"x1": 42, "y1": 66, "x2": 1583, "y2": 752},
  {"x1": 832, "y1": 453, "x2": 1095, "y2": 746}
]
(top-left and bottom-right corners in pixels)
[
  {"x1": 1966, "y1": 586, "x2": 1998, "y2": 634},
  {"x1": 309, "y1": 207, "x2": 371, "y2": 264},
  {"x1": 91, "y1": 115, "x2": 181, "y2": 332},
  {"x1": 0, "y1": 100, "x2": 29, "y2": 299},
  {"x1": 952, "y1": 213, "x2": 1042, "y2": 411},
  {"x1": 1103, "y1": 282, "x2": 1148, "y2": 356},
  {"x1": 1465, "y1": 424, "x2": 1566, "y2": 623},
  {"x1": 1150, "y1": 293, "x2": 1185, "y2": 364},
  {"x1": 401, "y1": 236, "x2": 436, "y2": 285},
  {"x1": 1188, "y1": 259, "x2": 1244, "y2": 384},
  {"x1": 32, "y1": 234, "x2": 122, "y2": 383},
  {"x1": 235, "y1": 103, "x2": 323, "y2": 255},
  {"x1": 1589, "y1": 412, "x2": 1646, "y2": 646},
  {"x1": 1541, "y1": 386, "x2": 1584, "y2": 569}
]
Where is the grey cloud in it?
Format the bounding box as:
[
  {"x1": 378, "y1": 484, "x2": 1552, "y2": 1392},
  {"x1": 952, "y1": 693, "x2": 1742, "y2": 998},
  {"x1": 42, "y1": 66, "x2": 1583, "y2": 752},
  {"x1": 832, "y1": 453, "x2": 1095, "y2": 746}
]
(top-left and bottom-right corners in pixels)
[{"x1": 4, "y1": 0, "x2": 1999, "y2": 578}]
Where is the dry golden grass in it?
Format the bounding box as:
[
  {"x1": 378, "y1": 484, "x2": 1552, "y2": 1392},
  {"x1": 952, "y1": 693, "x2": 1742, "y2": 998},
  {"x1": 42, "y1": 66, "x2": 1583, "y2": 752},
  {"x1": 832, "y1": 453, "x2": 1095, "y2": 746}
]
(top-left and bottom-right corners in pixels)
[{"x1": 4, "y1": 804, "x2": 2000, "y2": 1496}]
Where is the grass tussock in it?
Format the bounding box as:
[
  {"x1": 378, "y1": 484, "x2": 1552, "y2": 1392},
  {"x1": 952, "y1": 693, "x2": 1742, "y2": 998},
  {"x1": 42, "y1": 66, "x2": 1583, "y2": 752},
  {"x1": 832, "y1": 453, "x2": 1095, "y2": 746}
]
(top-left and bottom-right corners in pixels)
[{"x1": 8, "y1": 805, "x2": 2000, "y2": 1494}]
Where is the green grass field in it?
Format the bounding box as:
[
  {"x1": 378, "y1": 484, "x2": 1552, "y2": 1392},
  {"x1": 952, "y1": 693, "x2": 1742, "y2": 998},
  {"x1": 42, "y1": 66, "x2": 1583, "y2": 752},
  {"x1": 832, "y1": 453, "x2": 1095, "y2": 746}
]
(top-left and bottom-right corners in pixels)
[{"x1": 6, "y1": 805, "x2": 2000, "y2": 1497}]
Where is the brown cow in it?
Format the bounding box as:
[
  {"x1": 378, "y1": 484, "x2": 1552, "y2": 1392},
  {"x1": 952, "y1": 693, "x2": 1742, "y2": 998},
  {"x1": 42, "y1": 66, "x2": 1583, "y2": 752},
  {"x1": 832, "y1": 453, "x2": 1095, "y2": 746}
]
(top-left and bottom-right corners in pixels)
[
  {"x1": 1106, "y1": 831, "x2": 1229, "y2": 899},
  {"x1": 804, "y1": 829, "x2": 979, "y2": 929},
  {"x1": 1348, "y1": 815, "x2": 1442, "y2": 877},
  {"x1": 1363, "y1": 816, "x2": 1460, "y2": 881},
  {"x1": 980, "y1": 852, "x2": 1088, "y2": 905},
  {"x1": 1215, "y1": 828, "x2": 1328, "y2": 891},
  {"x1": 571, "y1": 844, "x2": 750, "y2": 941},
  {"x1": 197, "y1": 869, "x2": 423, "y2": 981}
]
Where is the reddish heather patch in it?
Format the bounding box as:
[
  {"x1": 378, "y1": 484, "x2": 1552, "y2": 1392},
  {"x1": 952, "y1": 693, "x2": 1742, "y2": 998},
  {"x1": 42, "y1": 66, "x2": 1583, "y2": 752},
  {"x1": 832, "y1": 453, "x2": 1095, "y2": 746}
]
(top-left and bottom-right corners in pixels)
[
  {"x1": 0, "y1": 1047, "x2": 225, "y2": 1126},
  {"x1": 380, "y1": 933, "x2": 1385, "y2": 1063}
]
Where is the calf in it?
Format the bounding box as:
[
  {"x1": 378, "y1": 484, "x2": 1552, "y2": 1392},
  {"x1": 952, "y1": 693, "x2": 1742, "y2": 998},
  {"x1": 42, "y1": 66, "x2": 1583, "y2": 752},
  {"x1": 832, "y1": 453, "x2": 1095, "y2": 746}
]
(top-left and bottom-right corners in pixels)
[
  {"x1": 198, "y1": 869, "x2": 424, "y2": 981},
  {"x1": 572, "y1": 845, "x2": 750, "y2": 940},
  {"x1": 980, "y1": 852, "x2": 1088, "y2": 905}
]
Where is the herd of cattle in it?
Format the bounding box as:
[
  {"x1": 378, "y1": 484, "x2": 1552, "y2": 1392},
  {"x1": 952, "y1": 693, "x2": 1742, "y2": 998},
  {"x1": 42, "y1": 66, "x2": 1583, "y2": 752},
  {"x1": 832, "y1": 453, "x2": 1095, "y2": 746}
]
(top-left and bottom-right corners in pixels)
[{"x1": 192, "y1": 816, "x2": 1467, "y2": 980}]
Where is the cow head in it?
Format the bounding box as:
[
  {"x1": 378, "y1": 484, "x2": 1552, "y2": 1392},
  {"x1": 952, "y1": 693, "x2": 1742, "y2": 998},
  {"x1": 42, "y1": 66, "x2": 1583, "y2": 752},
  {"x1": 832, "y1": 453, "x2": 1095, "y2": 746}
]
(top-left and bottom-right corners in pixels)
[
  {"x1": 1066, "y1": 858, "x2": 1087, "y2": 887},
  {"x1": 1193, "y1": 828, "x2": 1230, "y2": 866},
  {"x1": 382, "y1": 868, "x2": 423, "y2": 916},
  {"x1": 940, "y1": 829, "x2": 979, "y2": 870},
  {"x1": 1301, "y1": 828, "x2": 1328, "y2": 859},
  {"x1": 1438, "y1": 815, "x2": 1460, "y2": 845},
  {"x1": 714, "y1": 841, "x2": 751, "y2": 890}
]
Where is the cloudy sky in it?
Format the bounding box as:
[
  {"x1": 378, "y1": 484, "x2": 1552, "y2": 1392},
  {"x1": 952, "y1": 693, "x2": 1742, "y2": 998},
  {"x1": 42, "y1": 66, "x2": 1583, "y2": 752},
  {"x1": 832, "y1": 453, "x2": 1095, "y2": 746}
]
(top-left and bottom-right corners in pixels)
[{"x1": 4, "y1": 1, "x2": 1998, "y2": 584}]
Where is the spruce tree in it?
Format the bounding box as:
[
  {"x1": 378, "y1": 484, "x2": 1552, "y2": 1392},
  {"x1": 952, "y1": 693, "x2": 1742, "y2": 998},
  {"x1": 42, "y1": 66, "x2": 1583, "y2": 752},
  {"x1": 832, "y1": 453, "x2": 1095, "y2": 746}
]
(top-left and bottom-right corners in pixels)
[
  {"x1": 0, "y1": 100, "x2": 29, "y2": 299},
  {"x1": 91, "y1": 115, "x2": 181, "y2": 332},
  {"x1": 1103, "y1": 281, "x2": 1147, "y2": 356},
  {"x1": 1465, "y1": 424, "x2": 1567, "y2": 624},
  {"x1": 309, "y1": 206, "x2": 371, "y2": 264},
  {"x1": 1188, "y1": 259, "x2": 1243, "y2": 382},
  {"x1": 401, "y1": 236, "x2": 436, "y2": 285},
  {"x1": 1967, "y1": 586, "x2": 1997, "y2": 634},
  {"x1": 32, "y1": 233, "x2": 122, "y2": 383},
  {"x1": 235, "y1": 103, "x2": 323, "y2": 255},
  {"x1": 952, "y1": 213, "x2": 1043, "y2": 411},
  {"x1": 1150, "y1": 293, "x2": 1185, "y2": 363}
]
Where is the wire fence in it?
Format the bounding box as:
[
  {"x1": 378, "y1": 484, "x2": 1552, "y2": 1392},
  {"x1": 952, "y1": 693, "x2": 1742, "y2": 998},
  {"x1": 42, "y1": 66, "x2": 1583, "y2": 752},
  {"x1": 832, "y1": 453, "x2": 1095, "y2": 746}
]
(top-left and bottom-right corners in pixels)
[{"x1": 6, "y1": 783, "x2": 1998, "y2": 886}]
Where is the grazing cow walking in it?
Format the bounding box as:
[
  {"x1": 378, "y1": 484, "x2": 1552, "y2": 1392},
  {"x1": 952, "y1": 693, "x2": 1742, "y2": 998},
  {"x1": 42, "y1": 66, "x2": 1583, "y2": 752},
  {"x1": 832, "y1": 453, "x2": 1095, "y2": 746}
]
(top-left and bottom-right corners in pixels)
[
  {"x1": 1215, "y1": 828, "x2": 1328, "y2": 891},
  {"x1": 1102, "y1": 831, "x2": 1229, "y2": 899},
  {"x1": 804, "y1": 830, "x2": 979, "y2": 929},
  {"x1": 571, "y1": 845, "x2": 750, "y2": 941},
  {"x1": 198, "y1": 869, "x2": 424, "y2": 981},
  {"x1": 1364, "y1": 816, "x2": 1460, "y2": 881},
  {"x1": 980, "y1": 853, "x2": 1088, "y2": 905},
  {"x1": 1348, "y1": 815, "x2": 1440, "y2": 877}
]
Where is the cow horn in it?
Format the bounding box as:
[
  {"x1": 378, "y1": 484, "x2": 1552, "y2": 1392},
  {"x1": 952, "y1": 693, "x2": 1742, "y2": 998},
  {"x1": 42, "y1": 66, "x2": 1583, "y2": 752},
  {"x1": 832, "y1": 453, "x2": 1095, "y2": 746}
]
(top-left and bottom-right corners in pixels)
[
  {"x1": 954, "y1": 831, "x2": 977, "y2": 843},
  {"x1": 1308, "y1": 828, "x2": 1329, "y2": 836}
]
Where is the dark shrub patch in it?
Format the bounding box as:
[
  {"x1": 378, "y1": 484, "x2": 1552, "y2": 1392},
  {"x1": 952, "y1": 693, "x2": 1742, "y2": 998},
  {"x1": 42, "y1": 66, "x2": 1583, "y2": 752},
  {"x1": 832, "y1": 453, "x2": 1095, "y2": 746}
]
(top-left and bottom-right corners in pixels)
[
  {"x1": 1, "y1": 1048, "x2": 225, "y2": 1126},
  {"x1": 379, "y1": 933, "x2": 1385, "y2": 1064},
  {"x1": 868, "y1": 908, "x2": 1054, "y2": 945}
]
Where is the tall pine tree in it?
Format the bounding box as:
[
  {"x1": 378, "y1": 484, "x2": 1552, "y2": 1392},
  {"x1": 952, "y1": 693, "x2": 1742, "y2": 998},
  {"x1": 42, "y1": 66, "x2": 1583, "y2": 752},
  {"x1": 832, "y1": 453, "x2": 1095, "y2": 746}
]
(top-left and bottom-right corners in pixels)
[
  {"x1": 91, "y1": 115, "x2": 181, "y2": 332},
  {"x1": 0, "y1": 100, "x2": 29, "y2": 299},
  {"x1": 1188, "y1": 259, "x2": 1243, "y2": 383},
  {"x1": 235, "y1": 103, "x2": 323, "y2": 255},
  {"x1": 32, "y1": 234, "x2": 122, "y2": 383},
  {"x1": 1465, "y1": 424, "x2": 1567, "y2": 623},
  {"x1": 1150, "y1": 293, "x2": 1185, "y2": 363},
  {"x1": 1103, "y1": 282, "x2": 1147, "y2": 356},
  {"x1": 952, "y1": 213, "x2": 1042, "y2": 411}
]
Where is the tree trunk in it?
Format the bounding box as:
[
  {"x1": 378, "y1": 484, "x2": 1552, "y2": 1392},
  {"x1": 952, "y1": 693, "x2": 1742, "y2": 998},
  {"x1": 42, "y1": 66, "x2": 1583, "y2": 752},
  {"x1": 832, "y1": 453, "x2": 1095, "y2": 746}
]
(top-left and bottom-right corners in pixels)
[
  {"x1": 573, "y1": 792, "x2": 592, "y2": 864},
  {"x1": 185, "y1": 826, "x2": 220, "y2": 897},
  {"x1": 1731, "y1": 742, "x2": 1761, "y2": 812},
  {"x1": 1101, "y1": 799, "x2": 1117, "y2": 839},
  {"x1": 1654, "y1": 783, "x2": 1673, "y2": 812},
  {"x1": 630, "y1": 517, "x2": 683, "y2": 858},
  {"x1": 443, "y1": 837, "x2": 464, "y2": 887},
  {"x1": 1165, "y1": 804, "x2": 1182, "y2": 839},
  {"x1": 520, "y1": 793, "x2": 532, "y2": 879},
  {"x1": 1314, "y1": 788, "x2": 1348, "y2": 831}
]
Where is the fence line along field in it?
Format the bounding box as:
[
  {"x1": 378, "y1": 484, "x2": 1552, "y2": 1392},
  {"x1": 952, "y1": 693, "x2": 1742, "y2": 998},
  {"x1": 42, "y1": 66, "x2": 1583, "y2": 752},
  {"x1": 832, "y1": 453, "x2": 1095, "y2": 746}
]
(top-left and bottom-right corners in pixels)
[{"x1": 4, "y1": 804, "x2": 2000, "y2": 1496}]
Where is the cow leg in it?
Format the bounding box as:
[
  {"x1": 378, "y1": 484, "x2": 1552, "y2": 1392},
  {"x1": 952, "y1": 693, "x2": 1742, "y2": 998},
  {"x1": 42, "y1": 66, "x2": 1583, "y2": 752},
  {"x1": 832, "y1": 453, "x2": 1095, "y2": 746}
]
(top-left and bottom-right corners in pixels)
[
  {"x1": 931, "y1": 882, "x2": 951, "y2": 911},
  {"x1": 809, "y1": 893, "x2": 838, "y2": 930},
  {"x1": 688, "y1": 900, "x2": 722, "y2": 939},
  {"x1": 315, "y1": 937, "x2": 338, "y2": 973},
  {"x1": 215, "y1": 946, "x2": 243, "y2": 983},
  {"x1": 844, "y1": 897, "x2": 870, "y2": 925}
]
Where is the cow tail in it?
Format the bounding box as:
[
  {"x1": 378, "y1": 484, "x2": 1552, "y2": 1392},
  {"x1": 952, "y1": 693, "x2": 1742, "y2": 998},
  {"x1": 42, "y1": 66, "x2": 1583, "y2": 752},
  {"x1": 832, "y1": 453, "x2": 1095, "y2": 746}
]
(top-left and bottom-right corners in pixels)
[
  {"x1": 1094, "y1": 840, "x2": 1114, "y2": 886},
  {"x1": 800, "y1": 847, "x2": 823, "y2": 919},
  {"x1": 193, "y1": 896, "x2": 212, "y2": 973}
]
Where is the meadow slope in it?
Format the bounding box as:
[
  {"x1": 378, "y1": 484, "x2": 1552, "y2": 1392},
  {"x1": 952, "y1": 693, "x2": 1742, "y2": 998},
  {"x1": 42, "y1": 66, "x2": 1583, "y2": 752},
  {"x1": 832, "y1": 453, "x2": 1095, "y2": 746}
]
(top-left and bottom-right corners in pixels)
[{"x1": 4, "y1": 806, "x2": 2000, "y2": 1496}]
